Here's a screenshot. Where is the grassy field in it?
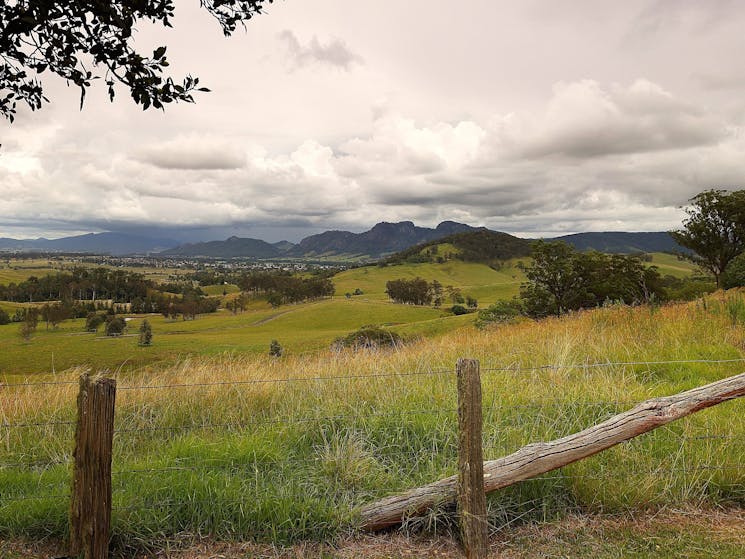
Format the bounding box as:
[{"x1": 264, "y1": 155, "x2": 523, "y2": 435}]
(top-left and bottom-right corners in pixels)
[
  {"x1": 0, "y1": 298, "x2": 465, "y2": 375},
  {"x1": 1, "y1": 293, "x2": 743, "y2": 554},
  {"x1": 648, "y1": 252, "x2": 701, "y2": 278},
  {"x1": 0, "y1": 257, "x2": 186, "y2": 286},
  {"x1": 334, "y1": 253, "x2": 700, "y2": 306},
  {"x1": 0, "y1": 252, "x2": 704, "y2": 376},
  {"x1": 334, "y1": 259, "x2": 526, "y2": 305},
  {"x1": 0, "y1": 258, "x2": 60, "y2": 283}
]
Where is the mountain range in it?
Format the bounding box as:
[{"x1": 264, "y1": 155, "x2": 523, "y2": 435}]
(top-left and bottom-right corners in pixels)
[
  {"x1": 0, "y1": 223, "x2": 685, "y2": 259},
  {"x1": 0, "y1": 232, "x2": 179, "y2": 256}
]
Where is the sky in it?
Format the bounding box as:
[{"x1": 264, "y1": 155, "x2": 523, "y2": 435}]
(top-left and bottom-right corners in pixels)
[{"x1": 2, "y1": 0, "x2": 745, "y2": 242}]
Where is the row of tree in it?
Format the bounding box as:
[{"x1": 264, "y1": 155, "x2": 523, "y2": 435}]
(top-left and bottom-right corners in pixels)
[
  {"x1": 0, "y1": 267, "x2": 152, "y2": 303},
  {"x1": 235, "y1": 272, "x2": 335, "y2": 307},
  {"x1": 385, "y1": 278, "x2": 478, "y2": 308}
]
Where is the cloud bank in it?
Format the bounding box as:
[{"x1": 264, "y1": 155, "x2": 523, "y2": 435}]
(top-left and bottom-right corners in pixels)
[{"x1": 2, "y1": 77, "x2": 742, "y2": 240}]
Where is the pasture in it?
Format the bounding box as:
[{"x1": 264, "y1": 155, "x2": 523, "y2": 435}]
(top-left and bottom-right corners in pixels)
[
  {"x1": 0, "y1": 299, "x2": 469, "y2": 375},
  {"x1": 1, "y1": 294, "x2": 743, "y2": 555}
]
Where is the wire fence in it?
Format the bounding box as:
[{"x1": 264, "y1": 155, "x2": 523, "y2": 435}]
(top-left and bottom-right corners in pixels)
[{"x1": 1, "y1": 357, "x2": 743, "y2": 537}]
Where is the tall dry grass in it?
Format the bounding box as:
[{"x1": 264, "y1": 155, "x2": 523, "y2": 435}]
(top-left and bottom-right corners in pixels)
[{"x1": 1, "y1": 294, "x2": 744, "y2": 550}]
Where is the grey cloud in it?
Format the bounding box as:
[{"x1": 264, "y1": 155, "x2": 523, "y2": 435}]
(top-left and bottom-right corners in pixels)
[
  {"x1": 136, "y1": 137, "x2": 247, "y2": 170},
  {"x1": 628, "y1": 0, "x2": 735, "y2": 40},
  {"x1": 512, "y1": 80, "x2": 724, "y2": 160},
  {"x1": 277, "y1": 30, "x2": 363, "y2": 71},
  {"x1": 695, "y1": 72, "x2": 745, "y2": 91}
]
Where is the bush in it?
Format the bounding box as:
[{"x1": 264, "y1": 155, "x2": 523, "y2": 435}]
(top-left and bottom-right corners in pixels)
[
  {"x1": 0, "y1": 308, "x2": 9, "y2": 325},
  {"x1": 661, "y1": 275, "x2": 716, "y2": 301},
  {"x1": 451, "y1": 304, "x2": 469, "y2": 315},
  {"x1": 105, "y1": 317, "x2": 126, "y2": 336},
  {"x1": 475, "y1": 299, "x2": 524, "y2": 328},
  {"x1": 85, "y1": 312, "x2": 105, "y2": 332},
  {"x1": 722, "y1": 252, "x2": 745, "y2": 288},
  {"x1": 269, "y1": 339, "x2": 283, "y2": 357},
  {"x1": 332, "y1": 325, "x2": 403, "y2": 351}
]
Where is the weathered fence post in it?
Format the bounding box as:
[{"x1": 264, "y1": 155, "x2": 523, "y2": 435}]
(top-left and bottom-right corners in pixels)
[
  {"x1": 456, "y1": 358, "x2": 488, "y2": 559},
  {"x1": 69, "y1": 373, "x2": 116, "y2": 559}
]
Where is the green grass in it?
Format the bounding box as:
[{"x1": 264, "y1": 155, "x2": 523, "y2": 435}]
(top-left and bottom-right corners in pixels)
[
  {"x1": 201, "y1": 283, "x2": 240, "y2": 296},
  {"x1": 0, "y1": 298, "x2": 462, "y2": 375},
  {"x1": 334, "y1": 260, "x2": 525, "y2": 305},
  {"x1": 1, "y1": 297, "x2": 744, "y2": 553},
  {"x1": 649, "y1": 253, "x2": 700, "y2": 278}
]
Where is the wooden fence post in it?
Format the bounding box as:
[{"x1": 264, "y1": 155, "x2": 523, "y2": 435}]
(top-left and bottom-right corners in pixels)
[
  {"x1": 456, "y1": 358, "x2": 488, "y2": 559},
  {"x1": 69, "y1": 373, "x2": 116, "y2": 559}
]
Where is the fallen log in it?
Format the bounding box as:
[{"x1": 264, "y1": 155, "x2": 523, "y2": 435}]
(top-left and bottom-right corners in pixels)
[{"x1": 360, "y1": 371, "x2": 745, "y2": 531}]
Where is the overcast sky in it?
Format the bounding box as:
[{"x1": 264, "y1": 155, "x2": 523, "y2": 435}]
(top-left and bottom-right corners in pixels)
[{"x1": 3, "y1": 0, "x2": 745, "y2": 242}]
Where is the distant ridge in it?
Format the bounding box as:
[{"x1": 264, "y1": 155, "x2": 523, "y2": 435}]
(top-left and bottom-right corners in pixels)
[
  {"x1": 159, "y1": 236, "x2": 289, "y2": 258},
  {"x1": 0, "y1": 232, "x2": 179, "y2": 255},
  {"x1": 284, "y1": 220, "x2": 478, "y2": 258},
  {"x1": 551, "y1": 231, "x2": 685, "y2": 254},
  {"x1": 0, "y1": 226, "x2": 687, "y2": 260}
]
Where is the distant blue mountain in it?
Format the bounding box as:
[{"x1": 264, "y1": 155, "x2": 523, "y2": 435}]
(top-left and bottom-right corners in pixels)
[
  {"x1": 0, "y1": 232, "x2": 179, "y2": 255},
  {"x1": 549, "y1": 231, "x2": 685, "y2": 254},
  {"x1": 0, "y1": 227, "x2": 687, "y2": 259}
]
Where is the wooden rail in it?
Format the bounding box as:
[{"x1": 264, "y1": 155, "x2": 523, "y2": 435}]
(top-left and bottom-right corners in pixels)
[{"x1": 359, "y1": 371, "x2": 745, "y2": 531}]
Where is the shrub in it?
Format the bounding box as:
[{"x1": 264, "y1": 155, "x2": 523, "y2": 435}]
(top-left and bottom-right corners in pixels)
[
  {"x1": 138, "y1": 319, "x2": 153, "y2": 346},
  {"x1": 332, "y1": 325, "x2": 403, "y2": 351},
  {"x1": 18, "y1": 321, "x2": 32, "y2": 341},
  {"x1": 451, "y1": 304, "x2": 469, "y2": 315},
  {"x1": 475, "y1": 299, "x2": 524, "y2": 328},
  {"x1": 105, "y1": 317, "x2": 126, "y2": 336},
  {"x1": 85, "y1": 312, "x2": 105, "y2": 332},
  {"x1": 0, "y1": 308, "x2": 9, "y2": 325},
  {"x1": 269, "y1": 339, "x2": 283, "y2": 357}
]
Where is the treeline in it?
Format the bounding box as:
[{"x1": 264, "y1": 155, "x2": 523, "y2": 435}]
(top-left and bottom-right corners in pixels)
[
  {"x1": 156, "y1": 293, "x2": 220, "y2": 320},
  {"x1": 475, "y1": 241, "x2": 716, "y2": 327},
  {"x1": 237, "y1": 272, "x2": 335, "y2": 307},
  {"x1": 385, "y1": 278, "x2": 478, "y2": 308},
  {"x1": 0, "y1": 267, "x2": 151, "y2": 303}
]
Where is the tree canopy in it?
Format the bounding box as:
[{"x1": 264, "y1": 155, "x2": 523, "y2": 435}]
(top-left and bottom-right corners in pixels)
[
  {"x1": 670, "y1": 189, "x2": 745, "y2": 287},
  {"x1": 520, "y1": 241, "x2": 664, "y2": 317},
  {"x1": 1, "y1": 0, "x2": 272, "y2": 122}
]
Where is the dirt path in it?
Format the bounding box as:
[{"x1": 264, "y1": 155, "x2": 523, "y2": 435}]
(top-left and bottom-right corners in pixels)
[{"x1": 4, "y1": 508, "x2": 743, "y2": 559}]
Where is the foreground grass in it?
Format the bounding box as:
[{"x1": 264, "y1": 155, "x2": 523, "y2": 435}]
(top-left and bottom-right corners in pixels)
[{"x1": 1, "y1": 294, "x2": 744, "y2": 553}]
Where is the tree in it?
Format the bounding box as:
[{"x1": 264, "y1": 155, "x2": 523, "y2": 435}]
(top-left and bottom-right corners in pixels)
[
  {"x1": 85, "y1": 312, "x2": 105, "y2": 332},
  {"x1": 105, "y1": 316, "x2": 126, "y2": 336},
  {"x1": 520, "y1": 242, "x2": 665, "y2": 317},
  {"x1": 0, "y1": 308, "x2": 9, "y2": 325},
  {"x1": 1, "y1": 1, "x2": 273, "y2": 122},
  {"x1": 138, "y1": 319, "x2": 153, "y2": 346},
  {"x1": 670, "y1": 189, "x2": 745, "y2": 287},
  {"x1": 520, "y1": 241, "x2": 590, "y2": 317}
]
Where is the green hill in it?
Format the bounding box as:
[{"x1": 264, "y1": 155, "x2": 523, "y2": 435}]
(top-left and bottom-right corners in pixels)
[
  {"x1": 386, "y1": 229, "x2": 532, "y2": 265},
  {"x1": 335, "y1": 259, "x2": 526, "y2": 305}
]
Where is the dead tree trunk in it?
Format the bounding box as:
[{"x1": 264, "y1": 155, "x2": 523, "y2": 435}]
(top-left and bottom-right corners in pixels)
[{"x1": 359, "y1": 371, "x2": 745, "y2": 531}]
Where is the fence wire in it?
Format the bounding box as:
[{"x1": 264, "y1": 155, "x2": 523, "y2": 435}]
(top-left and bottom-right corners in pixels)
[
  {"x1": 3, "y1": 356, "x2": 743, "y2": 391},
  {"x1": 1, "y1": 355, "x2": 743, "y2": 534}
]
